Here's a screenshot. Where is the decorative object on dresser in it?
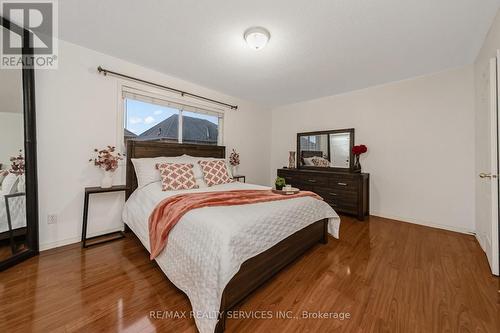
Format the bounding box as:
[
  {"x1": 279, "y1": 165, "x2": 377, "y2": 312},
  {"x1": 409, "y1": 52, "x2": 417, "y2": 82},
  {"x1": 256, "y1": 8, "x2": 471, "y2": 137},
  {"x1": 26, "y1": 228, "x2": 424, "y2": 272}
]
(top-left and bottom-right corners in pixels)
[
  {"x1": 352, "y1": 144, "x2": 368, "y2": 170},
  {"x1": 81, "y1": 185, "x2": 128, "y2": 248},
  {"x1": 275, "y1": 176, "x2": 286, "y2": 190},
  {"x1": 278, "y1": 168, "x2": 369, "y2": 220},
  {"x1": 288, "y1": 151, "x2": 296, "y2": 168},
  {"x1": 89, "y1": 146, "x2": 123, "y2": 188},
  {"x1": 229, "y1": 149, "x2": 240, "y2": 175}
]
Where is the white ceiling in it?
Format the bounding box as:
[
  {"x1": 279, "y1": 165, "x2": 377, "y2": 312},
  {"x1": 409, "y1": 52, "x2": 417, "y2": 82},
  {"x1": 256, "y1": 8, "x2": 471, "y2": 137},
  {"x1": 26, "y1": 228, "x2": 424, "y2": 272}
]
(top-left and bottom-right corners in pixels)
[{"x1": 59, "y1": 0, "x2": 500, "y2": 106}]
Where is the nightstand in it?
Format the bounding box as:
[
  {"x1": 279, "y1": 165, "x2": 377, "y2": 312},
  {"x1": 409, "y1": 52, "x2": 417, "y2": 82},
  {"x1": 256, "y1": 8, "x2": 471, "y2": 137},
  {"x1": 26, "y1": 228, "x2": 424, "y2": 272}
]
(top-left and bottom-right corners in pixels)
[
  {"x1": 81, "y1": 185, "x2": 127, "y2": 248},
  {"x1": 232, "y1": 175, "x2": 246, "y2": 183}
]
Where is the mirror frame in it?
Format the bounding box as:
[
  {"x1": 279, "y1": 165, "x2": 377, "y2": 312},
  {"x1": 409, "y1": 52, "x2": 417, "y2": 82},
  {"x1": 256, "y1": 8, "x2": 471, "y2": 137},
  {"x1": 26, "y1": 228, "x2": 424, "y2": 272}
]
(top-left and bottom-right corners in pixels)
[
  {"x1": 296, "y1": 128, "x2": 356, "y2": 172},
  {"x1": 0, "y1": 17, "x2": 39, "y2": 271}
]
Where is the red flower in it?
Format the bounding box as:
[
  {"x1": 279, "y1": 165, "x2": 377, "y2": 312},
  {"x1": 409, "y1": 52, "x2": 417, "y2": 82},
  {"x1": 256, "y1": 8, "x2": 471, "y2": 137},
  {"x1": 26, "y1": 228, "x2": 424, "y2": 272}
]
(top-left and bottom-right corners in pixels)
[{"x1": 352, "y1": 145, "x2": 367, "y2": 155}]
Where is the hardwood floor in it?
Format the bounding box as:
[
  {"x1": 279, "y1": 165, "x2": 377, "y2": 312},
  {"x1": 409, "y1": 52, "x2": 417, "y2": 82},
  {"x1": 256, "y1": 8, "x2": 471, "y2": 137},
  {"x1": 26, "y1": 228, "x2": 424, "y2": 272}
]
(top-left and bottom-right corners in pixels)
[{"x1": 0, "y1": 215, "x2": 498, "y2": 332}]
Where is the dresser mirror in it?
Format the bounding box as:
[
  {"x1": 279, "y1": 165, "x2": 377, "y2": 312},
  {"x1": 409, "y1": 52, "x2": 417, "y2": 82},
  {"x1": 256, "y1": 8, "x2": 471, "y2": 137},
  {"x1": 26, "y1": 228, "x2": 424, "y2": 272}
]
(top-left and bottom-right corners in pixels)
[
  {"x1": 0, "y1": 18, "x2": 38, "y2": 270},
  {"x1": 297, "y1": 128, "x2": 356, "y2": 171}
]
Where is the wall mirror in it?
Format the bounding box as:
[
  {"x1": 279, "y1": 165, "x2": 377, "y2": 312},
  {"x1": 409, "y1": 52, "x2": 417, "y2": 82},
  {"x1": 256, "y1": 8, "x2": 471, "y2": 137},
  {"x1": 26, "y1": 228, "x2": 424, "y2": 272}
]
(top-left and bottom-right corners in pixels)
[
  {"x1": 0, "y1": 18, "x2": 38, "y2": 271},
  {"x1": 297, "y1": 128, "x2": 356, "y2": 171}
]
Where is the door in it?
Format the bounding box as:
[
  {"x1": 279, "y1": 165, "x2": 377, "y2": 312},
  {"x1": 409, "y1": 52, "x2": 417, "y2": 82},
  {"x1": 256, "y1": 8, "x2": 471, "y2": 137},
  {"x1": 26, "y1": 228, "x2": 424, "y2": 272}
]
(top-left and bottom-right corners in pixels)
[{"x1": 478, "y1": 55, "x2": 500, "y2": 276}]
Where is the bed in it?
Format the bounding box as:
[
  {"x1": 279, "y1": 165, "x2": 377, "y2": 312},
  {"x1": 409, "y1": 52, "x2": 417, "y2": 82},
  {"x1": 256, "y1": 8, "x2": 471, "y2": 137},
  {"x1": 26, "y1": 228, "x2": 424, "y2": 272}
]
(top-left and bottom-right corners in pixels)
[{"x1": 122, "y1": 141, "x2": 340, "y2": 333}]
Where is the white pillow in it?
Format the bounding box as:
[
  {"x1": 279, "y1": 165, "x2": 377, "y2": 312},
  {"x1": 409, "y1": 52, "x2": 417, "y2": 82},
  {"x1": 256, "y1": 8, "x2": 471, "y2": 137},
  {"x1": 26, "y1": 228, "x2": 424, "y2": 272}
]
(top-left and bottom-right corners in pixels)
[
  {"x1": 132, "y1": 155, "x2": 193, "y2": 188},
  {"x1": 0, "y1": 173, "x2": 19, "y2": 195},
  {"x1": 303, "y1": 157, "x2": 315, "y2": 166}
]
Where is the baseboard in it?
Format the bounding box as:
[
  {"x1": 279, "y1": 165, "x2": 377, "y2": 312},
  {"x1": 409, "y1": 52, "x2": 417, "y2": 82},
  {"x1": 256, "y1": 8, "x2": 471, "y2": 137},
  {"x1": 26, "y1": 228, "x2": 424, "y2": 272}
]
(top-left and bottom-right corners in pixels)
[
  {"x1": 475, "y1": 233, "x2": 487, "y2": 252},
  {"x1": 369, "y1": 211, "x2": 475, "y2": 235},
  {"x1": 39, "y1": 227, "x2": 124, "y2": 251}
]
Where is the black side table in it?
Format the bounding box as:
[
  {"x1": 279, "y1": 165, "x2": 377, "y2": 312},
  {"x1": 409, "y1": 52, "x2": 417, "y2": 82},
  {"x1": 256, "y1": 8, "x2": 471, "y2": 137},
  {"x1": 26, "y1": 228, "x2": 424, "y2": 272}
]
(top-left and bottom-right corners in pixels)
[
  {"x1": 81, "y1": 185, "x2": 128, "y2": 248},
  {"x1": 232, "y1": 175, "x2": 246, "y2": 183}
]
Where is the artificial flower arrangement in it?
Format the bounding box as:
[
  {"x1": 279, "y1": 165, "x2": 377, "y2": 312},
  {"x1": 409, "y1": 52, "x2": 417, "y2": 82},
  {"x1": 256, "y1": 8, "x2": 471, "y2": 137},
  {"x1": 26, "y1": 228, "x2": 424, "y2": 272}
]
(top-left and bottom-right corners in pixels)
[
  {"x1": 89, "y1": 146, "x2": 123, "y2": 172},
  {"x1": 352, "y1": 144, "x2": 368, "y2": 170},
  {"x1": 229, "y1": 149, "x2": 240, "y2": 166},
  {"x1": 9, "y1": 150, "x2": 24, "y2": 176},
  {"x1": 352, "y1": 145, "x2": 368, "y2": 156}
]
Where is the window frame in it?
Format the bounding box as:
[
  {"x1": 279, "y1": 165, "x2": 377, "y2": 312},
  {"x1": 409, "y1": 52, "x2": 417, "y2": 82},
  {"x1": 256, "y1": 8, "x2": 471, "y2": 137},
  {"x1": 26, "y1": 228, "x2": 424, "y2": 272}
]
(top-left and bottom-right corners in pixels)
[{"x1": 116, "y1": 81, "x2": 225, "y2": 152}]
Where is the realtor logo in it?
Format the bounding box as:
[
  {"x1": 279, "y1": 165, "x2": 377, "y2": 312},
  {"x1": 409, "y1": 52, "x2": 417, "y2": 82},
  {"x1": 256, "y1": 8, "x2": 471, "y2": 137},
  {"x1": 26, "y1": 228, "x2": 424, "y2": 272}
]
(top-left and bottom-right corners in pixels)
[{"x1": 1, "y1": 0, "x2": 58, "y2": 69}]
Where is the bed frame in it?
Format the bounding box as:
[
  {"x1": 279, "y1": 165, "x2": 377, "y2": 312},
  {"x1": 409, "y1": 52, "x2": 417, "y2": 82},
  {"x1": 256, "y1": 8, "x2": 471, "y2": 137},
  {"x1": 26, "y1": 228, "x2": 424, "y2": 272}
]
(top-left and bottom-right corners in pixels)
[{"x1": 125, "y1": 140, "x2": 329, "y2": 332}]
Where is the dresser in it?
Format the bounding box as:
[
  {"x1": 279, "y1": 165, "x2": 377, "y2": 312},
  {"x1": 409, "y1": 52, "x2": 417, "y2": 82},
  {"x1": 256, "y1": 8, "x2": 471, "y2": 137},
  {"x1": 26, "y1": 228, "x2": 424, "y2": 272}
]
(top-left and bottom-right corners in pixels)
[{"x1": 277, "y1": 168, "x2": 369, "y2": 221}]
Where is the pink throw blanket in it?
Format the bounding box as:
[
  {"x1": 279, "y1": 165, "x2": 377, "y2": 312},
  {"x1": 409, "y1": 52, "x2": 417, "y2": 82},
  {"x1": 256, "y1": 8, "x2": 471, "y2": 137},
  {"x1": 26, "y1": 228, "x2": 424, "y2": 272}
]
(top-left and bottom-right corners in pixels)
[{"x1": 148, "y1": 189, "x2": 322, "y2": 259}]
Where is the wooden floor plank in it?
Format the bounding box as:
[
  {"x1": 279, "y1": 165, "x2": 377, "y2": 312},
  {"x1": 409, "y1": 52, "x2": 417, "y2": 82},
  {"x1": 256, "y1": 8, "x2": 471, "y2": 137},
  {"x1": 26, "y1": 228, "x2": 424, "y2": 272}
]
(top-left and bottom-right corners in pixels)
[{"x1": 0, "y1": 215, "x2": 498, "y2": 332}]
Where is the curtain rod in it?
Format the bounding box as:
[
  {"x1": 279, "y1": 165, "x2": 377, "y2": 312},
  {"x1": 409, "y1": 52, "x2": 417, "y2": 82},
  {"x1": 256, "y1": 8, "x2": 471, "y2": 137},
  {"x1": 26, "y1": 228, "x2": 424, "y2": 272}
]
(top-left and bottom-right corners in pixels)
[{"x1": 97, "y1": 66, "x2": 238, "y2": 110}]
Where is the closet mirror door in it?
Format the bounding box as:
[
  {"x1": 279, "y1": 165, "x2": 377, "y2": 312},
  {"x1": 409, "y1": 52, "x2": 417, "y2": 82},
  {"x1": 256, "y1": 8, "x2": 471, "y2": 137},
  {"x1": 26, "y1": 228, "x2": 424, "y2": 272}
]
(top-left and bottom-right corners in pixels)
[
  {"x1": 0, "y1": 64, "x2": 26, "y2": 261},
  {"x1": 0, "y1": 19, "x2": 38, "y2": 270}
]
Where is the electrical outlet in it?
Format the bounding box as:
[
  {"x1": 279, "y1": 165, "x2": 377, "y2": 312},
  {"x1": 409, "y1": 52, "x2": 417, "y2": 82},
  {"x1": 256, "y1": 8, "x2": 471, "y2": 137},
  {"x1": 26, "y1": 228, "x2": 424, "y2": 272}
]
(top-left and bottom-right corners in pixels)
[{"x1": 47, "y1": 214, "x2": 58, "y2": 225}]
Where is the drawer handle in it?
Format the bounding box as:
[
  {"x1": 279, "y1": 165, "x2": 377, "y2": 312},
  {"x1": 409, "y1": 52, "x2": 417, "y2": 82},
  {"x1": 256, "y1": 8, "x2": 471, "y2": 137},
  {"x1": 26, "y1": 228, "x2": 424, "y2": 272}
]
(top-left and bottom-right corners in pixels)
[
  {"x1": 329, "y1": 193, "x2": 337, "y2": 196},
  {"x1": 308, "y1": 179, "x2": 317, "y2": 183},
  {"x1": 337, "y1": 182, "x2": 347, "y2": 186}
]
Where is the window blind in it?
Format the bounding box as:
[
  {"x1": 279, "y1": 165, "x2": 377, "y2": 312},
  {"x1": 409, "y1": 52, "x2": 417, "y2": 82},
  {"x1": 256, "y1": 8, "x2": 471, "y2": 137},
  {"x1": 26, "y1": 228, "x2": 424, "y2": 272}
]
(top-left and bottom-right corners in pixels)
[{"x1": 121, "y1": 86, "x2": 224, "y2": 118}]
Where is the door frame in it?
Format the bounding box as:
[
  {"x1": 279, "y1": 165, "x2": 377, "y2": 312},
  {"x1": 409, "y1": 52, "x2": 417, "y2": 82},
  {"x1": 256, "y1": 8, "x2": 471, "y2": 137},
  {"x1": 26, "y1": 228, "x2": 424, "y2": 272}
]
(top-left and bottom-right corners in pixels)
[{"x1": 496, "y1": 50, "x2": 500, "y2": 276}]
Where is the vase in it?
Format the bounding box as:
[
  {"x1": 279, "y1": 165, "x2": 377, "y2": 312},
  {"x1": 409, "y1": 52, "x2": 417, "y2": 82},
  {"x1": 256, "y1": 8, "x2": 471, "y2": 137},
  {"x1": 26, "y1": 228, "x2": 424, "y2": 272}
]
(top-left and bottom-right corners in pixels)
[
  {"x1": 101, "y1": 170, "x2": 115, "y2": 188},
  {"x1": 17, "y1": 174, "x2": 25, "y2": 192},
  {"x1": 231, "y1": 165, "x2": 239, "y2": 176},
  {"x1": 288, "y1": 151, "x2": 296, "y2": 169},
  {"x1": 354, "y1": 155, "x2": 361, "y2": 170}
]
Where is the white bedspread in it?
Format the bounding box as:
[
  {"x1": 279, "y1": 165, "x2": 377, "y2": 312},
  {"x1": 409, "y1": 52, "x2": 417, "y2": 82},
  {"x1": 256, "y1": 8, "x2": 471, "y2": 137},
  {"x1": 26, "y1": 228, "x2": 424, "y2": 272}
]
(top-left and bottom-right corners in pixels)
[{"x1": 122, "y1": 181, "x2": 340, "y2": 333}]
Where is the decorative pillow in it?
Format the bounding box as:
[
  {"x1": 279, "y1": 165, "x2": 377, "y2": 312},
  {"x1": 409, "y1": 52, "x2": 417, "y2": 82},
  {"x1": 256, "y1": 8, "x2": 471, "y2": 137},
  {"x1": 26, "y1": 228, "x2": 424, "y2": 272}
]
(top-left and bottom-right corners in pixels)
[
  {"x1": 156, "y1": 163, "x2": 199, "y2": 191},
  {"x1": 311, "y1": 157, "x2": 330, "y2": 167},
  {"x1": 198, "y1": 160, "x2": 233, "y2": 187}
]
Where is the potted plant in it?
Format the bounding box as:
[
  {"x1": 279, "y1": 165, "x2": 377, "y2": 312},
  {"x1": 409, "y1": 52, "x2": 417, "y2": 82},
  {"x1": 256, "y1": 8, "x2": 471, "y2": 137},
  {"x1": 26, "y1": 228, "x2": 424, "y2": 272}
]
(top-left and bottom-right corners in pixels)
[
  {"x1": 275, "y1": 176, "x2": 286, "y2": 190},
  {"x1": 352, "y1": 144, "x2": 368, "y2": 170},
  {"x1": 89, "y1": 146, "x2": 123, "y2": 188}
]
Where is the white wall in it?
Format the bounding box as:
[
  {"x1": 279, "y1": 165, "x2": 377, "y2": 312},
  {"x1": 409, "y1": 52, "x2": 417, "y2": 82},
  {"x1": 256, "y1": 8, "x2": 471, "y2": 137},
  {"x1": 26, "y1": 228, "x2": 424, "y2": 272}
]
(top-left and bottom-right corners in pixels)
[
  {"x1": 0, "y1": 112, "x2": 24, "y2": 168},
  {"x1": 36, "y1": 40, "x2": 271, "y2": 250},
  {"x1": 271, "y1": 66, "x2": 476, "y2": 233},
  {"x1": 474, "y1": 9, "x2": 500, "y2": 275}
]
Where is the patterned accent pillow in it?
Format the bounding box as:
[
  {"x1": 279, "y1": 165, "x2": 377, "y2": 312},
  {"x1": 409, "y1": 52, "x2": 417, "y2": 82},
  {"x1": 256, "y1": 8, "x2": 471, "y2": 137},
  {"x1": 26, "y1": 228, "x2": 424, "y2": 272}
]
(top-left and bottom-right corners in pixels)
[
  {"x1": 311, "y1": 157, "x2": 330, "y2": 167},
  {"x1": 198, "y1": 160, "x2": 233, "y2": 187},
  {"x1": 156, "y1": 163, "x2": 199, "y2": 191}
]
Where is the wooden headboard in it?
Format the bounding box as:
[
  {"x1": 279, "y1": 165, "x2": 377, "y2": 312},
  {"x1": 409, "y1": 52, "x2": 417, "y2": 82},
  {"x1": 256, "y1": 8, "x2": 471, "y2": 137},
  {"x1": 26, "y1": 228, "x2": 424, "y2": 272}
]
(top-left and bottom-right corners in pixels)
[
  {"x1": 126, "y1": 140, "x2": 225, "y2": 198},
  {"x1": 301, "y1": 150, "x2": 324, "y2": 158}
]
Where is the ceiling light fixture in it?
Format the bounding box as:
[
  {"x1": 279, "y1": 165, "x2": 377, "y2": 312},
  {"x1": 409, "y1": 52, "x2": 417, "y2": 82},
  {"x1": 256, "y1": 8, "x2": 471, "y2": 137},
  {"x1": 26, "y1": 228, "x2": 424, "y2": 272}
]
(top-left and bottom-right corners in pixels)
[{"x1": 244, "y1": 27, "x2": 270, "y2": 51}]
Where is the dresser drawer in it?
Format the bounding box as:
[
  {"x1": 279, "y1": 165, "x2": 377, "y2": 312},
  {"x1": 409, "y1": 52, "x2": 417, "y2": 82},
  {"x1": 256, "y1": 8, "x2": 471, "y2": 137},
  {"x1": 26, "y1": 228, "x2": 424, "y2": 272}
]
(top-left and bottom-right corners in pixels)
[
  {"x1": 299, "y1": 176, "x2": 329, "y2": 186},
  {"x1": 329, "y1": 177, "x2": 358, "y2": 191},
  {"x1": 314, "y1": 186, "x2": 358, "y2": 201},
  {"x1": 327, "y1": 200, "x2": 358, "y2": 214}
]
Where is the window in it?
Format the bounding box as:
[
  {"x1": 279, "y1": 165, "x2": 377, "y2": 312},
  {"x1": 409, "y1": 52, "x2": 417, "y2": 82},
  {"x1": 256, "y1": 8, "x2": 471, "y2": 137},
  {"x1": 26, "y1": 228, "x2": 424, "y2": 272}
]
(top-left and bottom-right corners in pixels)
[
  {"x1": 122, "y1": 87, "x2": 223, "y2": 146},
  {"x1": 181, "y1": 111, "x2": 219, "y2": 145}
]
